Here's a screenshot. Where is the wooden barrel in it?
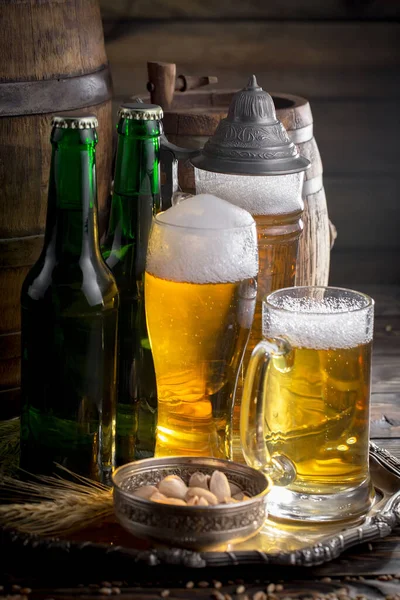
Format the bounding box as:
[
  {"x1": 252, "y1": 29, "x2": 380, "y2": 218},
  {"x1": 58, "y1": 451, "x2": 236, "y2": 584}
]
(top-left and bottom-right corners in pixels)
[
  {"x1": 152, "y1": 89, "x2": 331, "y2": 288},
  {"x1": 0, "y1": 0, "x2": 113, "y2": 419},
  {"x1": 272, "y1": 93, "x2": 330, "y2": 287}
]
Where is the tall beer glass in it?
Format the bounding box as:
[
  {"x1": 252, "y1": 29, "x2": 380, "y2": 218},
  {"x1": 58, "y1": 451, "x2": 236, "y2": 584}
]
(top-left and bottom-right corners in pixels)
[
  {"x1": 241, "y1": 286, "x2": 374, "y2": 522},
  {"x1": 145, "y1": 194, "x2": 258, "y2": 458}
]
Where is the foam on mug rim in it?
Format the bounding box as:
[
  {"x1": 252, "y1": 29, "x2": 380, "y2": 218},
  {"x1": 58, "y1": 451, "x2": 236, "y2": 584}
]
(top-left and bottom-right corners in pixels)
[
  {"x1": 146, "y1": 194, "x2": 259, "y2": 284},
  {"x1": 195, "y1": 169, "x2": 304, "y2": 216},
  {"x1": 263, "y1": 286, "x2": 374, "y2": 350}
]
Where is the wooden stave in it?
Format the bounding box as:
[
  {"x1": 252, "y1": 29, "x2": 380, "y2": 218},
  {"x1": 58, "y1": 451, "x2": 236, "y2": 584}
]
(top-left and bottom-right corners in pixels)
[
  {"x1": 295, "y1": 186, "x2": 330, "y2": 288},
  {"x1": 0, "y1": 0, "x2": 108, "y2": 82},
  {"x1": 275, "y1": 96, "x2": 331, "y2": 287},
  {"x1": 0, "y1": 0, "x2": 113, "y2": 417}
]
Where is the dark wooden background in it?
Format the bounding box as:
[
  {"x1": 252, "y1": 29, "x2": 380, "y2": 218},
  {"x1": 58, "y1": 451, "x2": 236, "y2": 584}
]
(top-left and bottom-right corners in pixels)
[{"x1": 99, "y1": 0, "x2": 400, "y2": 287}]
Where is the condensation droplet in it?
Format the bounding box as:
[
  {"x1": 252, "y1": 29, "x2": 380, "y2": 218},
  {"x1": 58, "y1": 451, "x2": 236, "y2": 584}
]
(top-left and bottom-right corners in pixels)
[{"x1": 347, "y1": 436, "x2": 357, "y2": 444}]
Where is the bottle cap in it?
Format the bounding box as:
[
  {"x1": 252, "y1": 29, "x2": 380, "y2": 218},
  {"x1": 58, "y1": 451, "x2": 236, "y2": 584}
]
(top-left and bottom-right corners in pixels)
[
  {"x1": 52, "y1": 115, "x2": 98, "y2": 129},
  {"x1": 191, "y1": 76, "x2": 310, "y2": 176},
  {"x1": 118, "y1": 103, "x2": 163, "y2": 121}
]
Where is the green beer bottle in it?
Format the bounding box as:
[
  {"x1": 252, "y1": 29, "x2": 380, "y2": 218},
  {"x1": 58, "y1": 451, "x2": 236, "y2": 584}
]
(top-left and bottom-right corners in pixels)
[
  {"x1": 102, "y1": 103, "x2": 162, "y2": 463},
  {"x1": 20, "y1": 115, "x2": 119, "y2": 483}
]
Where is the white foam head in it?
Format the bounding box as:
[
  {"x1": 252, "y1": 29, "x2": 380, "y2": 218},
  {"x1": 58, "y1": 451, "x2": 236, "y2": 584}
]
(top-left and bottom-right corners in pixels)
[
  {"x1": 146, "y1": 194, "x2": 258, "y2": 284},
  {"x1": 263, "y1": 287, "x2": 374, "y2": 349},
  {"x1": 195, "y1": 169, "x2": 304, "y2": 216}
]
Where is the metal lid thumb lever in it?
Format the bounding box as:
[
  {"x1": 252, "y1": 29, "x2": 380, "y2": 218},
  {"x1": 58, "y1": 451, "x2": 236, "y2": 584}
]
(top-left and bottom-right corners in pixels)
[{"x1": 160, "y1": 134, "x2": 200, "y2": 209}]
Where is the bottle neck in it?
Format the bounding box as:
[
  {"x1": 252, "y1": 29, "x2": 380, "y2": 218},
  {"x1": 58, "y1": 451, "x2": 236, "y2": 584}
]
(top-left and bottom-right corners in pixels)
[
  {"x1": 44, "y1": 128, "x2": 101, "y2": 263},
  {"x1": 104, "y1": 118, "x2": 161, "y2": 278},
  {"x1": 113, "y1": 118, "x2": 161, "y2": 200}
]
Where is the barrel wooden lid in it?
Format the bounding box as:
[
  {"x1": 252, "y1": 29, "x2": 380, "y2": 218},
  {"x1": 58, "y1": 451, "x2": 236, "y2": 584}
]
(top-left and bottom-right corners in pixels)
[{"x1": 141, "y1": 89, "x2": 313, "y2": 135}]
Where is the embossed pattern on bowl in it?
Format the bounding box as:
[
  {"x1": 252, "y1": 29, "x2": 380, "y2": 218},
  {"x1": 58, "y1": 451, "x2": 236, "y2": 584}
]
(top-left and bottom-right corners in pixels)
[{"x1": 112, "y1": 456, "x2": 271, "y2": 549}]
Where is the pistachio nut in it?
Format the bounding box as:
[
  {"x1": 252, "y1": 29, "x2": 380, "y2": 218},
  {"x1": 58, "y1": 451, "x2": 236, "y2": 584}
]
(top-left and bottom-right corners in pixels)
[
  {"x1": 210, "y1": 470, "x2": 231, "y2": 502},
  {"x1": 189, "y1": 472, "x2": 210, "y2": 490},
  {"x1": 158, "y1": 475, "x2": 188, "y2": 500},
  {"x1": 132, "y1": 485, "x2": 159, "y2": 499},
  {"x1": 186, "y1": 487, "x2": 218, "y2": 505}
]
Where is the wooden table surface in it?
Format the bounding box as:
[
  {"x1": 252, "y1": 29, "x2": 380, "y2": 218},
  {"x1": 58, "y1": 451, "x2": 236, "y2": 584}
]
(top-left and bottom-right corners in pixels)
[{"x1": 1, "y1": 284, "x2": 400, "y2": 600}]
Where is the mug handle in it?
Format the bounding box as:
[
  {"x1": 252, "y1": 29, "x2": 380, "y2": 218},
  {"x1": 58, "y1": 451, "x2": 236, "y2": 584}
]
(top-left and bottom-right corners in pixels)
[{"x1": 240, "y1": 338, "x2": 297, "y2": 486}]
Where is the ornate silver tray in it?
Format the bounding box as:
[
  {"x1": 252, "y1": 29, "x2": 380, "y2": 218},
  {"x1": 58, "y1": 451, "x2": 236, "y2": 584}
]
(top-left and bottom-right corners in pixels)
[
  {"x1": 223, "y1": 442, "x2": 400, "y2": 566},
  {"x1": 1, "y1": 442, "x2": 399, "y2": 574}
]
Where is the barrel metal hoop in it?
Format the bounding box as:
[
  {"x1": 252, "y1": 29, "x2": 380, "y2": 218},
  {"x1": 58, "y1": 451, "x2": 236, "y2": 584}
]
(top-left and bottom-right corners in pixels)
[
  {"x1": 287, "y1": 123, "x2": 314, "y2": 145},
  {"x1": 0, "y1": 65, "x2": 112, "y2": 117},
  {"x1": 303, "y1": 175, "x2": 323, "y2": 197}
]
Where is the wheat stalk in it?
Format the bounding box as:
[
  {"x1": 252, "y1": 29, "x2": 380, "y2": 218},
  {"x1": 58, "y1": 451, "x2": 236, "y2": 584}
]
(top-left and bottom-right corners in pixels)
[
  {"x1": 0, "y1": 417, "x2": 20, "y2": 475},
  {"x1": 0, "y1": 466, "x2": 114, "y2": 536}
]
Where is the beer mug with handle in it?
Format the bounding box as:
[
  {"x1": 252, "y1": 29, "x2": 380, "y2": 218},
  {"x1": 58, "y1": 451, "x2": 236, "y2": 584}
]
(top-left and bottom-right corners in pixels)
[{"x1": 241, "y1": 286, "x2": 375, "y2": 522}]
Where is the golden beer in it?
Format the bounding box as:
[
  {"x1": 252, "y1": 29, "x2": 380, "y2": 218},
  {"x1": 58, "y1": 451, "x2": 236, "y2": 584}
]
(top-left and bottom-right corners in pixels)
[
  {"x1": 233, "y1": 211, "x2": 302, "y2": 451},
  {"x1": 145, "y1": 273, "x2": 256, "y2": 457},
  {"x1": 194, "y1": 169, "x2": 304, "y2": 457},
  {"x1": 264, "y1": 342, "x2": 371, "y2": 492},
  {"x1": 145, "y1": 193, "x2": 258, "y2": 459},
  {"x1": 241, "y1": 286, "x2": 375, "y2": 522}
]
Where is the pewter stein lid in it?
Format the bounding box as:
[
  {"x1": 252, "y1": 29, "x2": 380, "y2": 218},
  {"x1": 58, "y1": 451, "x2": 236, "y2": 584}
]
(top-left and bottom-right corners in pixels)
[{"x1": 191, "y1": 75, "x2": 310, "y2": 176}]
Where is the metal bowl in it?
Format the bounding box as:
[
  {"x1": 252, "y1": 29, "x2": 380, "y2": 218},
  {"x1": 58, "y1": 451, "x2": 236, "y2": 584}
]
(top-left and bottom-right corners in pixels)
[{"x1": 112, "y1": 456, "x2": 271, "y2": 550}]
